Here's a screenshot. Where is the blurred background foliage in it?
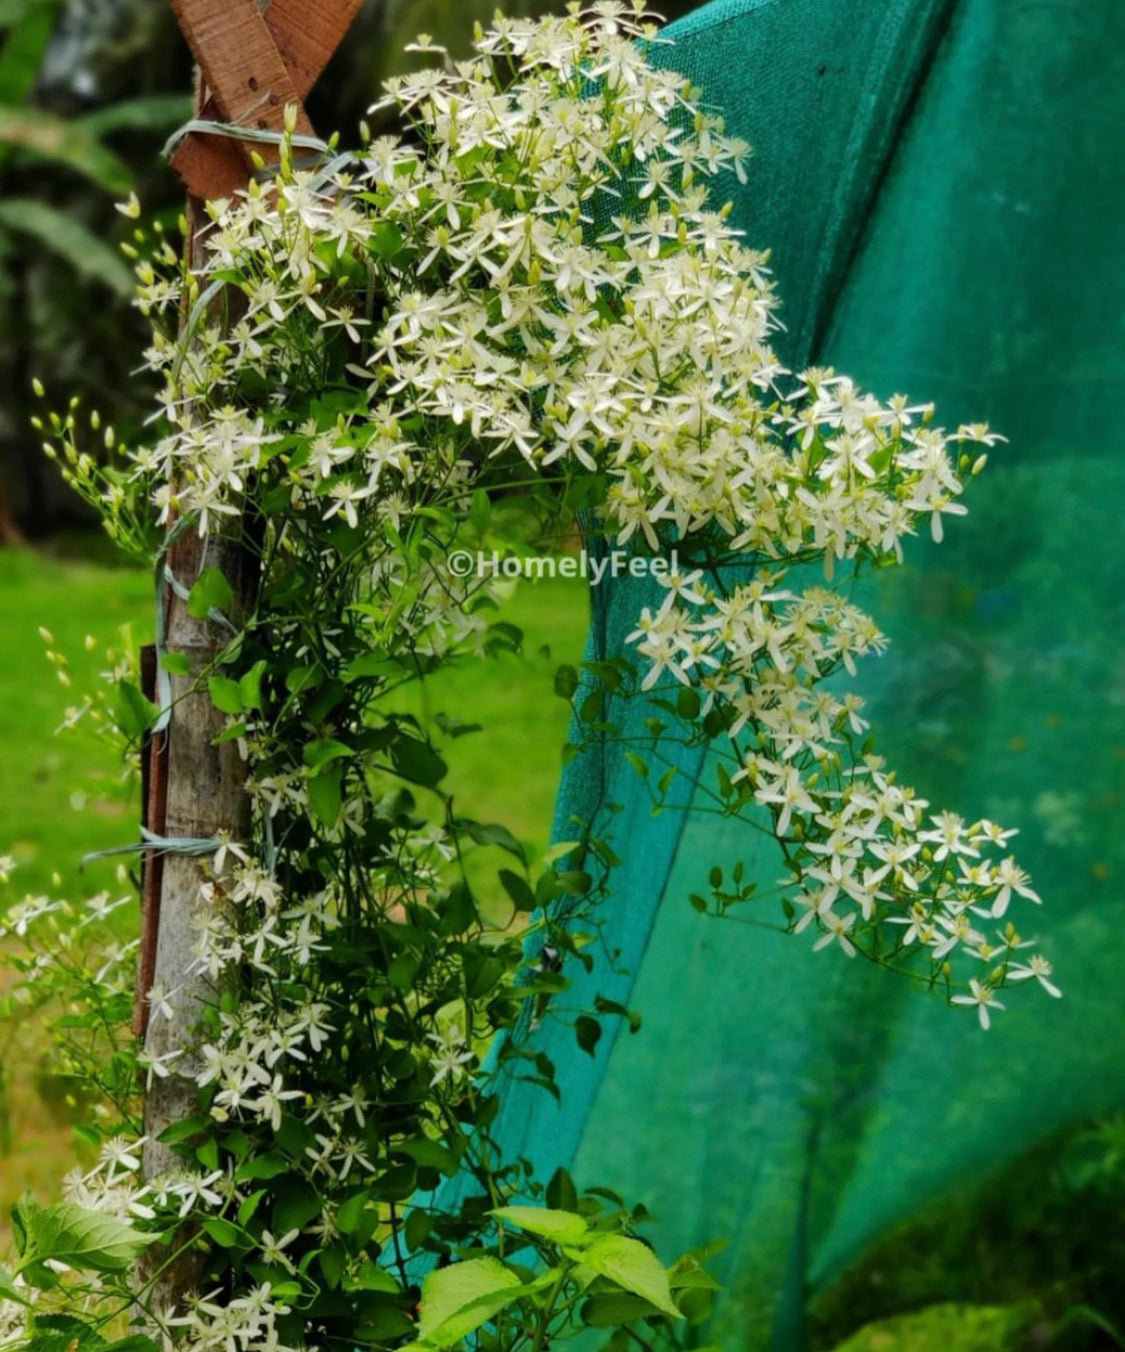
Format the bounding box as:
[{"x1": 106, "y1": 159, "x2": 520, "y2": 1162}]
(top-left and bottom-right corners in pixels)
[{"x1": 1, "y1": 3, "x2": 1124, "y2": 1351}]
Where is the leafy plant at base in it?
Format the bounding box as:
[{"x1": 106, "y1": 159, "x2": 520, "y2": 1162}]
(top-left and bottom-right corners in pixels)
[{"x1": 0, "y1": 2, "x2": 1059, "y2": 1349}]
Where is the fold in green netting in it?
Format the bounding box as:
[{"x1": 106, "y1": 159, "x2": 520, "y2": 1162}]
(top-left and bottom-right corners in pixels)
[{"x1": 446, "y1": 2, "x2": 1125, "y2": 1348}]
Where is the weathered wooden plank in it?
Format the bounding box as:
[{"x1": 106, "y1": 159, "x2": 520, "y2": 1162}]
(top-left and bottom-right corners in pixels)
[
  {"x1": 167, "y1": 0, "x2": 313, "y2": 202},
  {"x1": 170, "y1": 130, "x2": 249, "y2": 204},
  {"x1": 259, "y1": 0, "x2": 366, "y2": 96},
  {"x1": 170, "y1": 0, "x2": 364, "y2": 200},
  {"x1": 169, "y1": 0, "x2": 313, "y2": 135}
]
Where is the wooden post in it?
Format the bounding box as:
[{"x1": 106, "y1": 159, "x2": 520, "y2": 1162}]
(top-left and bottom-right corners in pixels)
[{"x1": 140, "y1": 0, "x2": 362, "y2": 1316}]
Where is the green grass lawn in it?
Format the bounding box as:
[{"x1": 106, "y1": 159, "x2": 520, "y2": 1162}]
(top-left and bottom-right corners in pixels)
[{"x1": 0, "y1": 541, "x2": 154, "y2": 901}]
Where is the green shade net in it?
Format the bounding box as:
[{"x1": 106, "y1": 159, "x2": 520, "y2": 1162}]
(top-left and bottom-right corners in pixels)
[{"x1": 476, "y1": 1, "x2": 1125, "y2": 1347}]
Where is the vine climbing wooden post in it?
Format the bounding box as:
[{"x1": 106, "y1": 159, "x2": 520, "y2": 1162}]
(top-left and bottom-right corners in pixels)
[{"x1": 139, "y1": 0, "x2": 364, "y2": 1312}]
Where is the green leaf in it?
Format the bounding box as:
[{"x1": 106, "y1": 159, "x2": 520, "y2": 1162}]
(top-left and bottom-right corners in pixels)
[
  {"x1": 237, "y1": 1190, "x2": 267, "y2": 1229},
  {"x1": 201, "y1": 1217, "x2": 243, "y2": 1249},
  {"x1": 580, "y1": 1235, "x2": 681, "y2": 1318},
  {"x1": 160, "y1": 651, "x2": 191, "y2": 677},
  {"x1": 342, "y1": 652, "x2": 398, "y2": 683},
  {"x1": 0, "y1": 198, "x2": 133, "y2": 296},
  {"x1": 462, "y1": 948, "x2": 504, "y2": 998},
  {"x1": 10, "y1": 1198, "x2": 27, "y2": 1259},
  {"x1": 285, "y1": 663, "x2": 322, "y2": 694},
  {"x1": 15, "y1": 1196, "x2": 155, "y2": 1275},
  {"x1": 114, "y1": 679, "x2": 158, "y2": 739},
  {"x1": 624, "y1": 751, "x2": 649, "y2": 780},
  {"x1": 335, "y1": 1188, "x2": 371, "y2": 1235},
  {"x1": 0, "y1": 106, "x2": 130, "y2": 191},
  {"x1": 307, "y1": 767, "x2": 342, "y2": 826},
  {"x1": 319, "y1": 1241, "x2": 346, "y2": 1290},
  {"x1": 239, "y1": 659, "x2": 268, "y2": 711},
  {"x1": 492, "y1": 1206, "x2": 589, "y2": 1246},
  {"x1": 553, "y1": 663, "x2": 579, "y2": 699},
  {"x1": 390, "y1": 735, "x2": 447, "y2": 788},
  {"x1": 498, "y1": 868, "x2": 536, "y2": 912},
  {"x1": 187, "y1": 566, "x2": 233, "y2": 619},
  {"x1": 575, "y1": 1015, "x2": 602, "y2": 1057},
  {"x1": 677, "y1": 687, "x2": 702, "y2": 720},
  {"x1": 556, "y1": 869, "x2": 592, "y2": 896},
  {"x1": 370, "y1": 220, "x2": 404, "y2": 260},
  {"x1": 417, "y1": 1257, "x2": 525, "y2": 1346},
  {"x1": 272, "y1": 1181, "x2": 322, "y2": 1234},
  {"x1": 581, "y1": 1291, "x2": 666, "y2": 1326},
  {"x1": 102, "y1": 1337, "x2": 163, "y2": 1352},
  {"x1": 347, "y1": 1260, "x2": 401, "y2": 1294},
  {"x1": 455, "y1": 818, "x2": 527, "y2": 863},
  {"x1": 208, "y1": 676, "x2": 243, "y2": 716},
  {"x1": 356, "y1": 1308, "x2": 417, "y2": 1343},
  {"x1": 674, "y1": 1284, "x2": 716, "y2": 1324},
  {"x1": 0, "y1": 1, "x2": 57, "y2": 107},
  {"x1": 404, "y1": 1208, "x2": 434, "y2": 1253},
  {"x1": 546, "y1": 1167, "x2": 579, "y2": 1213},
  {"x1": 469, "y1": 487, "x2": 491, "y2": 533},
  {"x1": 302, "y1": 737, "x2": 353, "y2": 771},
  {"x1": 393, "y1": 1138, "x2": 459, "y2": 1175},
  {"x1": 486, "y1": 620, "x2": 523, "y2": 653},
  {"x1": 432, "y1": 711, "x2": 483, "y2": 740},
  {"x1": 234, "y1": 1152, "x2": 290, "y2": 1183},
  {"x1": 156, "y1": 1114, "x2": 211, "y2": 1145}
]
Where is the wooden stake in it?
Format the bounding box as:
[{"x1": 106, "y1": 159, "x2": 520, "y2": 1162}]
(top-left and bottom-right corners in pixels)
[
  {"x1": 135, "y1": 644, "x2": 168, "y2": 1039},
  {"x1": 136, "y1": 196, "x2": 261, "y2": 1316}
]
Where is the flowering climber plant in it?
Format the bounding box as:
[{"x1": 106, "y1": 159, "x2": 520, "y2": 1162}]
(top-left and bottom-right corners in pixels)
[{"x1": 2, "y1": 2, "x2": 1059, "y2": 1349}]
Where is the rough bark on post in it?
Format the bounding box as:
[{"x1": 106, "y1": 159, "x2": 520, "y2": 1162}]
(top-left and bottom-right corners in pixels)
[{"x1": 138, "y1": 187, "x2": 261, "y2": 1314}]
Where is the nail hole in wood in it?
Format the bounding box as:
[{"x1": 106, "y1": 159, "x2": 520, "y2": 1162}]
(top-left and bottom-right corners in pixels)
[{"x1": 248, "y1": 76, "x2": 259, "y2": 91}]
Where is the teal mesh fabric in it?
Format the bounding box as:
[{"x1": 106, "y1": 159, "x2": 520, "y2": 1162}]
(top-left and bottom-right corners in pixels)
[{"x1": 480, "y1": 1, "x2": 1125, "y2": 1348}]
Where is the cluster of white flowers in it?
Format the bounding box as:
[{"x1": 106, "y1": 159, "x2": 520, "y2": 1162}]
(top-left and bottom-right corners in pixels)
[
  {"x1": 164, "y1": 1283, "x2": 301, "y2": 1352},
  {"x1": 625, "y1": 562, "x2": 1058, "y2": 1010},
  {"x1": 20, "y1": 4, "x2": 1059, "y2": 1347}
]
